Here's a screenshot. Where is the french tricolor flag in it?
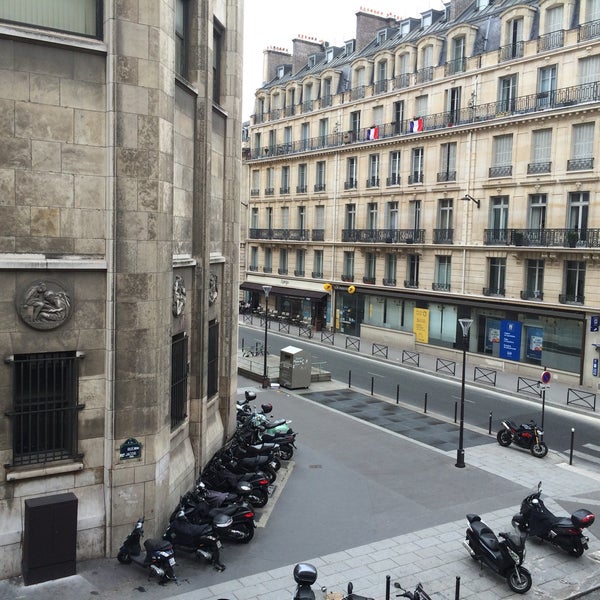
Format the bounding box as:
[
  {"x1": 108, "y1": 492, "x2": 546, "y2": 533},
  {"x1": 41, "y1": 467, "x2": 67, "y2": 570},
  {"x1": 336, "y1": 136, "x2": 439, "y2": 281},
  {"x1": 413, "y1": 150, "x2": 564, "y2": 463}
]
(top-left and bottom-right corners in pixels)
[{"x1": 410, "y1": 117, "x2": 423, "y2": 133}]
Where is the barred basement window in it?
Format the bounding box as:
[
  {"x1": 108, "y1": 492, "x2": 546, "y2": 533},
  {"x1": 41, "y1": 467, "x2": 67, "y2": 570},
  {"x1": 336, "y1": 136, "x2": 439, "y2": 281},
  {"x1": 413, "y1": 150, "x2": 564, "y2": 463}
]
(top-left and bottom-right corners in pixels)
[
  {"x1": 171, "y1": 333, "x2": 188, "y2": 429},
  {"x1": 6, "y1": 351, "x2": 83, "y2": 467}
]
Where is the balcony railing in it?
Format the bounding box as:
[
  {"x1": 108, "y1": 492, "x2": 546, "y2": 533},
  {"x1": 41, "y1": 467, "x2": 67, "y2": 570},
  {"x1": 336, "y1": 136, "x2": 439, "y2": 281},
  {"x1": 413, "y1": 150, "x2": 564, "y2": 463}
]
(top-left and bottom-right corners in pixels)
[
  {"x1": 579, "y1": 18, "x2": 600, "y2": 41},
  {"x1": 489, "y1": 165, "x2": 513, "y2": 178},
  {"x1": 366, "y1": 177, "x2": 380, "y2": 188},
  {"x1": 527, "y1": 161, "x2": 551, "y2": 174},
  {"x1": 314, "y1": 183, "x2": 326, "y2": 192},
  {"x1": 249, "y1": 228, "x2": 309, "y2": 241},
  {"x1": 374, "y1": 80, "x2": 388, "y2": 94},
  {"x1": 341, "y1": 228, "x2": 425, "y2": 244},
  {"x1": 296, "y1": 185, "x2": 307, "y2": 193},
  {"x1": 416, "y1": 66, "x2": 433, "y2": 83},
  {"x1": 386, "y1": 174, "x2": 401, "y2": 186},
  {"x1": 538, "y1": 30, "x2": 564, "y2": 53},
  {"x1": 311, "y1": 229, "x2": 324, "y2": 241},
  {"x1": 265, "y1": 188, "x2": 274, "y2": 196},
  {"x1": 311, "y1": 271, "x2": 323, "y2": 278},
  {"x1": 280, "y1": 186, "x2": 290, "y2": 194},
  {"x1": 294, "y1": 270, "x2": 305, "y2": 277},
  {"x1": 432, "y1": 282, "x2": 451, "y2": 292},
  {"x1": 483, "y1": 287, "x2": 505, "y2": 297},
  {"x1": 408, "y1": 173, "x2": 423, "y2": 184},
  {"x1": 248, "y1": 81, "x2": 600, "y2": 161},
  {"x1": 250, "y1": 189, "x2": 259, "y2": 196},
  {"x1": 433, "y1": 229, "x2": 454, "y2": 244},
  {"x1": 520, "y1": 289, "x2": 544, "y2": 300},
  {"x1": 437, "y1": 171, "x2": 456, "y2": 182},
  {"x1": 559, "y1": 293, "x2": 584, "y2": 304},
  {"x1": 382, "y1": 278, "x2": 396, "y2": 286},
  {"x1": 567, "y1": 157, "x2": 594, "y2": 171},
  {"x1": 278, "y1": 268, "x2": 288, "y2": 275},
  {"x1": 263, "y1": 266, "x2": 272, "y2": 273},
  {"x1": 445, "y1": 57, "x2": 466, "y2": 76},
  {"x1": 485, "y1": 228, "x2": 600, "y2": 247},
  {"x1": 404, "y1": 280, "x2": 419, "y2": 288},
  {"x1": 498, "y1": 41, "x2": 524, "y2": 62},
  {"x1": 363, "y1": 276, "x2": 376, "y2": 284},
  {"x1": 341, "y1": 274, "x2": 354, "y2": 282},
  {"x1": 344, "y1": 179, "x2": 357, "y2": 190}
]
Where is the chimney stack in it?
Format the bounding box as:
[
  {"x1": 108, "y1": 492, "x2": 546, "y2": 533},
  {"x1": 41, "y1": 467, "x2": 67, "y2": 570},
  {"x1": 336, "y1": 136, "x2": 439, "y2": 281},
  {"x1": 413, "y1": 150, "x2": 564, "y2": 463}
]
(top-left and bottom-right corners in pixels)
[
  {"x1": 292, "y1": 35, "x2": 324, "y2": 73},
  {"x1": 355, "y1": 7, "x2": 397, "y2": 52},
  {"x1": 262, "y1": 46, "x2": 291, "y2": 85}
]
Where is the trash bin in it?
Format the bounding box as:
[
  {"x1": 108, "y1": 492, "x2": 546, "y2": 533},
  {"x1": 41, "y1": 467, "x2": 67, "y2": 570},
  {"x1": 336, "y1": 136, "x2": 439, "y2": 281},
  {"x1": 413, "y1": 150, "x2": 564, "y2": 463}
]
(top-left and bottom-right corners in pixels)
[{"x1": 279, "y1": 346, "x2": 311, "y2": 389}]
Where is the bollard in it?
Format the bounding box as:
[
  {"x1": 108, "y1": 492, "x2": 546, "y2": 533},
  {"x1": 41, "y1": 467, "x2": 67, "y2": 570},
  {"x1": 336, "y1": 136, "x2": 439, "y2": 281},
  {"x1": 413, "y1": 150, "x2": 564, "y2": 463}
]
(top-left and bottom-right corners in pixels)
[
  {"x1": 348, "y1": 370, "x2": 352, "y2": 389},
  {"x1": 455, "y1": 576, "x2": 461, "y2": 600},
  {"x1": 396, "y1": 383, "x2": 400, "y2": 404},
  {"x1": 371, "y1": 376, "x2": 374, "y2": 396},
  {"x1": 385, "y1": 575, "x2": 390, "y2": 600},
  {"x1": 569, "y1": 428, "x2": 575, "y2": 465},
  {"x1": 424, "y1": 392, "x2": 428, "y2": 413},
  {"x1": 454, "y1": 401, "x2": 458, "y2": 423},
  {"x1": 241, "y1": 337, "x2": 245, "y2": 350},
  {"x1": 488, "y1": 411, "x2": 493, "y2": 435}
]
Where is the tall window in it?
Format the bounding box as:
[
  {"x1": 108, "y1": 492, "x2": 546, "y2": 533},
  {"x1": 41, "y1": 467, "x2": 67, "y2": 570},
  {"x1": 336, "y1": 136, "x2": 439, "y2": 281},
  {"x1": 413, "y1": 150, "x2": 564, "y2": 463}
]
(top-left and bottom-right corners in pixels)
[
  {"x1": 265, "y1": 168, "x2": 274, "y2": 194},
  {"x1": 505, "y1": 17, "x2": 523, "y2": 58},
  {"x1": 315, "y1": 162, "x2": 326, "y2": 192},
  {"x1": 384, "y1": 254, "x2": 397, "y2": 284},
  {"x1": 322, "y1": 77, "x2": 332, "y2": 106},
  {"x1": 450, "y1": 37, "x2": 465, "y2": 74},
  {"x1": 207, "y1": 322, "x2": 219, "y2": 397},
  {"x1": 295, "y1": 250, "x2": 305, "y2": 276},
  {"x1": 279, "y1": 248, "x2": 288, "y2": 274},
  {"x1": 171, "y1": 333, "x2": 188, "y2": 428},
  {"x1": 368, "y1": 154, "x2": 380, "y2": 187},
  {"x1": 411, "y1": 148, "x2": 424, "y2": 183},
  {"x1": 301, "y1": 123, "x2": 310, "y2": 150},
  {"x1": 175, "y1": 0, "x2": 189, "y2": 77},
  {"x1": 297, "y1": 164, "x2": 307, "y2": 193},
  {"x1": 569, "y1": 123, "x2": 595, "y2": 170},
  {"x1": 406, "y1": 255, "x2": 420, "y2": 287},
  {"x1": 529, "y1": 195, "x2": 547, "y2": 229},
  {"x1": 346, "y1": 157, "x2": 358, "y2": 189},
  {"x1": 297, "y1": 205, "x2": 306, "y2": 231},
  {"x1": 280, "y1": 206, "x2": 289, "y2": 230},
  {"x1": 563, "y1": 261, "x2": 586, "y2": 303},
  {"x1": 435, "y1": 256, "x2": 451, "y2": 290},
  {"x1": 498, "y1": 75, "x2": 518, "y2": 112},
  {"x1": 439, "y1": 143, "x2": 456, "y2": 181},
  {"x1": 386, "y1": 201, "x2": 398, "y2": 229},
  {"x1": 345, "y1": 204, "x2": 356, "y2": 230},
  {"x1": 365, "y1": 253, "x2": 376, "y2": 281},
  {"x1": 367, "y1": 202, "x2": 378, "y2": 229},
  {"x1": 376, "y1": 60, "x2": 388, "y2": 93},
  {"x1": 313, "y1": 250, "x2": 323, "y2": 278},
  {"x1": 487, "y1": 258, "x2": 506, "y2": 295},
  {"x1": 283, "y1": 126, "x2": 292, "y2": 150},
  {"x1": 343, "y1": 251, "x2": 355, "y2": 280},
  {"x1": 436, "y1": 199, "x2": 453, "y2": 243},
  {"x1": 250, "y1": 246, "x2": 258, "y2": 270},
  {"x1": 266, "y1": 206, "x2": 273, "y2": 229},
  {"x1": 388, "y1": 151, "x2": 401, "y2": 185},
  {"x1": 350, "y1": 111, "x2": 361, "y2": 139},
  {"x1": 318, "y1": 118, "x2": 328, "y2": 147},
  {"x1": 393, "y1": 100, "x2": 404, "y2": 133},
  {"x1": 281, "y1": 166, "x2": 290, "y2": 194},
  {"x1": 585, "y1": 0, "x2": 600, "y2": 21},
  {"x1": 446, "y1": 87, "x2": 461, "y2": 124},
  {"x1": 530, "y1": 129, "x2": 552, "y2": 173},
  {"x1": 7, "y1": 351, "x2": 81, "y2": 466},
  {"x1": 250, "y1": 207, "x2": 259, "y2": 230},
  {"x1": 489, "y1": 196, "x2": 509, "y2": 243},
  {"x1": 251, "y1": 170, "x2": 260, "y2": 195},
  {"x1": 568, "y1": 192, "x2": 589, "y2": 237},
  {"x1": 410, "y1": 199, "x2": 421, "y2": 230},
  {"x1": 525, "y1": 260, "x2": 545, "y2": 299},
  {"x1": 537, "y1": 65, "x2": 557, "y2": 107},
  {"x1": 315, "y1": 205, "x2": 325, "y2": 235},
  {"x1": 491, "y1": 135, "x2": 513, "y2": 177},
  {"x1": 264, "y1": 247, "x2": 272, "y2": 271},
  {"x1": 212, "y1": 19, "x2": 224, "y2": 104},
  {"x1": 0, "y1": 0, "x2": 101, "y2": 37}
]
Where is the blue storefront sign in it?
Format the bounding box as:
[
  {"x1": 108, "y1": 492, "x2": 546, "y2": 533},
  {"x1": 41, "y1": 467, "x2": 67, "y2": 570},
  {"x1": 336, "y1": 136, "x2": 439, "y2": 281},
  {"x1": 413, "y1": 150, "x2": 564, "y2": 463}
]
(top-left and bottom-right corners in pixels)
[
  {"x1": 594, "y1": 358, "x2": 598, "y2": 377},
  {"x1": 499, "y1": 320, "x2": 522, "y2": 361},
  {"x1": 592, "y1": 316, "x2": 600, "y2": 332}
]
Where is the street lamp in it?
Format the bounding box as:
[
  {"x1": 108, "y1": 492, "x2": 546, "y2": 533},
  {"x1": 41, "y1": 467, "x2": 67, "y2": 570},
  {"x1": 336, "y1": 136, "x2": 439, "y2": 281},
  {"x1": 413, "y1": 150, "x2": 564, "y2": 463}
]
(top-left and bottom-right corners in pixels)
[
  {"x1": 262, "y1": 285, "x2": 272, "y2": 388},
  {"x1": 456, "y1": 318, "x2": 473, "y2": 468}
]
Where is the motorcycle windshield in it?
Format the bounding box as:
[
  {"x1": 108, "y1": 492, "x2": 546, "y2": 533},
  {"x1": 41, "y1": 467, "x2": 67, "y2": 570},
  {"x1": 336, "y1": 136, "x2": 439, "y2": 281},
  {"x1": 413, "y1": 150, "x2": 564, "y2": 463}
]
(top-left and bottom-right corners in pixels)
[{"x1": 506, "y1": 528, "x2": 527, "y2": 549}]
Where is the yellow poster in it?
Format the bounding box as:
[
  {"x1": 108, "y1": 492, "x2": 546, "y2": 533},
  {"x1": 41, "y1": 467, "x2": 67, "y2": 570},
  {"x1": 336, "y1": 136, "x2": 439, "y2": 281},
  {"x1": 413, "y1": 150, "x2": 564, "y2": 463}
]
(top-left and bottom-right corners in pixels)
[{"x1": 413, "y1": 308, "x2": 429, "y2": 343}]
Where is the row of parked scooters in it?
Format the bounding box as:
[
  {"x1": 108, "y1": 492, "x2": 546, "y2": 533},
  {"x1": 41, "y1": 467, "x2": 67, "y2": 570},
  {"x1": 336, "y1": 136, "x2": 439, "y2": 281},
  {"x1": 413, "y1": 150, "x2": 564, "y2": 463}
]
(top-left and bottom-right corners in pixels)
[
  {"x1": 116, "y1": 390, "x2": 297, "y2": 583},
  {"x1": 464, "y1": 481, "x2": 595, "y2": 593}
]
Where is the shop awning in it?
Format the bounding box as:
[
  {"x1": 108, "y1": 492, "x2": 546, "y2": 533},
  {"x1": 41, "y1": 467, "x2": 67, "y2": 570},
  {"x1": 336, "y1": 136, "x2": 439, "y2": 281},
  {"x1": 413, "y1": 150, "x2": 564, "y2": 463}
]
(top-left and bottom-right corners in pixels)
[{"x1": 240, "y1": 282, "x2": 328, "y2": 301}]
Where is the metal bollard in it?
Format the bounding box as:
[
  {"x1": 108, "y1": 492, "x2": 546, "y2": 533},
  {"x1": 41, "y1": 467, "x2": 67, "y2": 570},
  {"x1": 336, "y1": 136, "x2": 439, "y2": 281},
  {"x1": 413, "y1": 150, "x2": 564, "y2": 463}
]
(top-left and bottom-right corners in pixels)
[
  {"x1": 424, "y1": 392, "x2": 428, "y2": 413},
  {"x1": 371, "y1": 376, "x2": 374, "y2": 396},
  {"x1": 455, "y1": 576, "x2": 461, "y2": 600},
  {"x1": 488, "y1": 411, "x2": 493, "y2": 435},
  {"x1": 348, "y1": 370, "x2": 352, "y2": 389},
  {"x1": 385, "y1": 575, "x2": 390, "y2": 600},
  {"x1": 569, "y1": 428, "x2": 575, "y2": 465},
  {"x1": 396, "y1": 383, "x2": 399, "y2": 404},
  {"x1": 454, "y1": 401, "x2": 458, "y2": 423}
]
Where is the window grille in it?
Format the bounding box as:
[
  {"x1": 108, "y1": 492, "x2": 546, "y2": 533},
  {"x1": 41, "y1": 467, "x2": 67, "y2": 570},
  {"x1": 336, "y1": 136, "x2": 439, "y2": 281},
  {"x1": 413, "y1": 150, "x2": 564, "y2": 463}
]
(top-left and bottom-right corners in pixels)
[{"x1": 6, "y1": 351, "x2": 83, "y2": 467}]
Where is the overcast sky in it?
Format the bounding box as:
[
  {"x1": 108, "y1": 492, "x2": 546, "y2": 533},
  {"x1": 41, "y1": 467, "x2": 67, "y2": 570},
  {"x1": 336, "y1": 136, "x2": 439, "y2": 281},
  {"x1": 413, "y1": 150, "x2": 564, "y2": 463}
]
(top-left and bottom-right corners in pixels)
[{"x1": 242, "y1": 0, "x2": 445, "y2": 119}]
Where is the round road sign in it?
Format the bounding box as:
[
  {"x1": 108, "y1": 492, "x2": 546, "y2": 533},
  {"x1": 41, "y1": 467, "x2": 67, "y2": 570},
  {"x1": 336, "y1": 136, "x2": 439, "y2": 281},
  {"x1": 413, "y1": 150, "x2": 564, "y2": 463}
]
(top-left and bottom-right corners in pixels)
[{"x1": 541, "y1": 370, "x2": 551, "y2": 384}]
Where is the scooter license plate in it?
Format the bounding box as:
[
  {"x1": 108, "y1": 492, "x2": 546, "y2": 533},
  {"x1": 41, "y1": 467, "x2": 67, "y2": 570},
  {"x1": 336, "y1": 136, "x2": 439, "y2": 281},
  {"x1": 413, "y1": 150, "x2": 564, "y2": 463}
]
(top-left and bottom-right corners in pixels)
[
  {"x1": 217, "y1": 540, "x2": 222, "y2": 549},
  {"x1": 168, "y1": 557, "x2": 176, "y2": 566}
]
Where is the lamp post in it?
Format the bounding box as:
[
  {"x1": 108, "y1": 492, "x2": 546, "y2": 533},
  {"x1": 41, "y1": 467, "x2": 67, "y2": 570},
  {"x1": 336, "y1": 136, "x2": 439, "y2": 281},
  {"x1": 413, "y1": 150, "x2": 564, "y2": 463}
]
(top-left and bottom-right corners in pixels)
[
  {"x1": 456, "y1": 318, "x2": 473, "y2": 468},
  {"x1": 262, "y1": 285, "x2": 272, "y2": 388}
]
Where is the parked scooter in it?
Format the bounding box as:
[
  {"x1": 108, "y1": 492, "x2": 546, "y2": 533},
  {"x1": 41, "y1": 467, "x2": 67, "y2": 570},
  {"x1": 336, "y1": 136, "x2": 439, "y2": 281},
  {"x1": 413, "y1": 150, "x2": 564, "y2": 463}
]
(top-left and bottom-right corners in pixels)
[
  {"x1": 393, "y1": 581, "x2": 432, "y2": 600},
  {"x1": 515, "y1": 481, "x2": 595, "y2": 557},
  {"x1": 163, "y1": 510, "x2": 229, "y2": 571},
  {"x1": 496, "y1": 419, "x2": 548, "y2": 457},
  {"x1": 292, "y1": 563, "x2": 319, "y2": 600},
  {"x1": 463, "y1": 513, "x2": 532, "y2": 593},
  {"x1": 117, "y1": 517, "x2": 177, "y2": 583}
]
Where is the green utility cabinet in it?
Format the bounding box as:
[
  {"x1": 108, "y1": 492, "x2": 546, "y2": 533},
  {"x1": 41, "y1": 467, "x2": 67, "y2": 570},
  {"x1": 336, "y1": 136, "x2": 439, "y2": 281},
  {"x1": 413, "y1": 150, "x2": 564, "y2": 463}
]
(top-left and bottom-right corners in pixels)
[{"x1": 22, "y1": 492, "x2": 78, "y2": 585}]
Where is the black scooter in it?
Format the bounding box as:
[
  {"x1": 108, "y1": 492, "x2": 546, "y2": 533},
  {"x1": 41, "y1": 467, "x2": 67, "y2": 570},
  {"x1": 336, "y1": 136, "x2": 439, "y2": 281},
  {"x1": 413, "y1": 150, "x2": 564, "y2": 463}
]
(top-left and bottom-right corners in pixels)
[
  {"x1": 117, "y1": 517, "x2": 177, "y2": 583},
  {"x1": 515, "y1": 481, "x2": 595, "y2": 557},
  {"x1": 292, "y1": 563, "x2": 319, "y2": 600},
  {"x1": 163, "y1": 510, "x2": 230, "y2": 571},
  {"x1": 464, "y1": 513, "x2": 532, "y2": 594}
]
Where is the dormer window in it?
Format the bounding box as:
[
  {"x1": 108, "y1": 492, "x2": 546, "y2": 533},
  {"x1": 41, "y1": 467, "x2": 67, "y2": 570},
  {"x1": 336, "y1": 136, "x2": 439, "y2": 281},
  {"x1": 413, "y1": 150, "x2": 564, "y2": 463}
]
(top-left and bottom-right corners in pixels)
[
  {"x1": 308, "y1": 55, "x2": 316, "y2": 68},
  {"x1": 377, "y1": 30, "x2": 387, "y2": 45},
  {"x1": 277, "y1": 66, "x2": 285, "y2": 79},
  {"x1": 400, "y1": 21, "x2": 410, "y2": 36},
  {"x1": 345, "y1": 40, "x2": 355, "y2": 55},
  {"x1": 325, "y1": 47, "x2": 334, "y2": 63},
  {"x1": 476, "y1": 0, "x2": 490, "y2": 10},
  {"x1": 422, "y1": 13, "x2": 432, "y2": 28}
]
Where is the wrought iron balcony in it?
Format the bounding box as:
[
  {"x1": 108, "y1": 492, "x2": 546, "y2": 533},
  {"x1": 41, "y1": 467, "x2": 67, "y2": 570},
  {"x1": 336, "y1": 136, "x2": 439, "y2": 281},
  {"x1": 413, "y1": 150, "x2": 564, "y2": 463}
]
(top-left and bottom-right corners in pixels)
[
  {"x1": 366, "y1": 177, "x2": 380, "y2": 188},
  {"x1": 404, "y1": 280, "x2": 419, "y2": 288},
  {"x1": 416, "y1": 66, "x2": 433, "y2": 83},
  {"x1": 341, "y1": 229, "x2": 425, "y2": 244},
  {"x1": 344, "y1": 179, "x2": 357, "y2": 190},
  {"x1": 395, "y1": 73, "x2": 411, "y2": 89},
  {"x1": 386, "y1": 174, "x2": 401, "y2": 186},
  {"x1": 248, "y1": 228, "x2": 309, "y2": 241},
  {"x1": 311, "y1": 271, "x2": 323, "y2": 279},
  {"x1": 363, "y1": 276, "x2": 376, "y2": 284},
  {"x1": 408, "y1": 173, "x2": 423, "y2": 184},
  {"x1": 280, "y1": 186, "x2": 290, "y2": 194},
  {"x1": 538, "y1": 30, "x2": 564, "y2": 53},
  {"x1": 437, "y1": 171, "x2": 456, "y2": 182},
  {"x1": 567, "y1": 157, "x2": 594, "y2": 171},
  {"x1": 374, "y1": 80, "x2": 388, "y2": 94},
  {"x1": 294, "y1": 270, "x2": 305, "y2": 277},
  {"x1": 433, "y1": 229, "x2": 454, "y2": 244},
  {"x1": 248, "y1": 265, "x2": 258, "y2": 271},
  {"x1": 432, "y1": 282, "x2": 451, "y2": 292},
  {"x1": 520, "y1": 289, "x2": 544, "y2": 301},
  {"x1": 498, "y1": 41, "x2": 524, "y2": 62},
  {"x1": 483, "y1": 287, "x2": 505, "y2": 297},
  {"x1": 278, "y1": 268, "x2": 288, "y2": 275},
  {"x1": 263, "y1": 266, "x2": 272, "y2": 273},
  {"x1": 485, "y1": 228, "x2": 600, "y2": 248},
  {"x1": 489, "y1": 165, "x2": 513, "y2": 178},
  {"x1": 264, "y1": 188, "x2": 274, "y2": 196},
  {"x1": 579, "y1": 18, "x2": 600, "y2": 41},
  {"x1": 314, "y1": 183, "x2": 326, "y2": 192},
  {"x1": 444, "y1": 57, "x2": 466, "y2": 76},
  {"x1": 559, "y1": 293, "x2": 584, "y2": 304},
  {"x1": 341, "y1": 274, "x2": 354, "y2": 282},
  {"x1": 250, "y1": 189, "x2": 260, "y2": 196},
  {"x1": 311, "y1": 229, "x2": 324, "y2": 241},
  {"x1": 527, "y1": 161, "x2": 551, "y2": 174},
  {"x1": 296, "y1": 185, "x2": 307, "y2": 194},
  {"x1": 382, "y1": 278, "x2": 396, "y2": 287}
]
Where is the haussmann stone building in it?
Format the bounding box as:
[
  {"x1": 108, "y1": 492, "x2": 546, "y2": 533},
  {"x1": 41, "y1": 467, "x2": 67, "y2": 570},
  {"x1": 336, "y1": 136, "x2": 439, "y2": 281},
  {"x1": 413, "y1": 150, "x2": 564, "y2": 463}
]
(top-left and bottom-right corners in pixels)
[{"x1": 0, "y1": 0, "x2": 243, "y2": 581}]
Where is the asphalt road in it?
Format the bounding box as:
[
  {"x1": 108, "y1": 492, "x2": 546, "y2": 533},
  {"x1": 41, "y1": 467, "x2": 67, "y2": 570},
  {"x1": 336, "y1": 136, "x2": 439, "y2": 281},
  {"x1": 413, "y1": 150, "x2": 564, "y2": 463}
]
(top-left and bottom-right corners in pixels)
[{"x1": 240, "y1": 324, "x2": 600, "y2": 466}]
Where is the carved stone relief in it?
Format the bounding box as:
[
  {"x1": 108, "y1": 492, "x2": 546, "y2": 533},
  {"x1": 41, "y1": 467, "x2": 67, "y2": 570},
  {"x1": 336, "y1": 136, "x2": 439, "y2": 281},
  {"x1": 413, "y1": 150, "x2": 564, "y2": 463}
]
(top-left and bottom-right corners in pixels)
[
  {"x1": 18, "y1": 280, "x2": 72, "y2": 330},
  {"x1": 172, "y1": 275, "x2": 186, "y2": 316}
]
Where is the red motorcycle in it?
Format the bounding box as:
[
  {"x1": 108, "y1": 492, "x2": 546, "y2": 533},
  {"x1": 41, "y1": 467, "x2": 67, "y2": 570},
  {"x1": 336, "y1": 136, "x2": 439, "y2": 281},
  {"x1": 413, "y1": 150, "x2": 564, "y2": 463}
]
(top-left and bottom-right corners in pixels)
[{"x1": 496, "y1": 419, "x2": 548, "y2": 458}]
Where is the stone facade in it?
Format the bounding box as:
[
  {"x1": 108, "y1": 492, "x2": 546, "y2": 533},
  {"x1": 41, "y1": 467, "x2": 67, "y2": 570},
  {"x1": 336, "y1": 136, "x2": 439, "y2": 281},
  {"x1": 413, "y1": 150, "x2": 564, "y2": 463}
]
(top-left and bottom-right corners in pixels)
[
  {"x1": 243, "y1": 0, "x2": 600, "y2": 387},
  {"x1": 0, "y1": 0, "x2": 242, "y2": 580}
]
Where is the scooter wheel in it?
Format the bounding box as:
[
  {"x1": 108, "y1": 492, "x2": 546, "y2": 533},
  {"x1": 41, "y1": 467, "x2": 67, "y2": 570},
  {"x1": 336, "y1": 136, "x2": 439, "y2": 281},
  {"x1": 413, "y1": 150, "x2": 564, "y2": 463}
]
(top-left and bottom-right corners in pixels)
[
  {"x1": 496, "y1": 430, "x2": 512, "y2": 447},
  {"x1": 247, "y1": 489, "x2": 268, "y2": 508},
  {"x1": 507, "y1": 567, "x2": 532, "y2": 594},
  {"x1": 117, "y1": 551, "x2": 132, "y2": 564},
  {"x1": 530, "y1": 442, "x2": 548, "y2": 458},
  {"x1": 279, "y1": 444, "x2": 294, "y2": 461},
  {"x1": 569, "y1": 539, "x2": 585, "y2": 557},
  {"x1": 233, "y1": 523, "x2": 255, "y2": 544}
]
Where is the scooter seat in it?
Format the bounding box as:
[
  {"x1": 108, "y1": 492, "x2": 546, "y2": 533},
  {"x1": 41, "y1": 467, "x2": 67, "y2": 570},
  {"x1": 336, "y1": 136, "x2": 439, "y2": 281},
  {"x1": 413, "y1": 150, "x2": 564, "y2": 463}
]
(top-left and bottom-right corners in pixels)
[
  {"x1": 144, "y1": 538, "x2": 173, "y2": 553},
  {"x1": 265, "y1": 418, "x2": 286, "y2": 428},
  {"x1": 470, "y1": 521, "x2": 500, "y2": 551}
]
